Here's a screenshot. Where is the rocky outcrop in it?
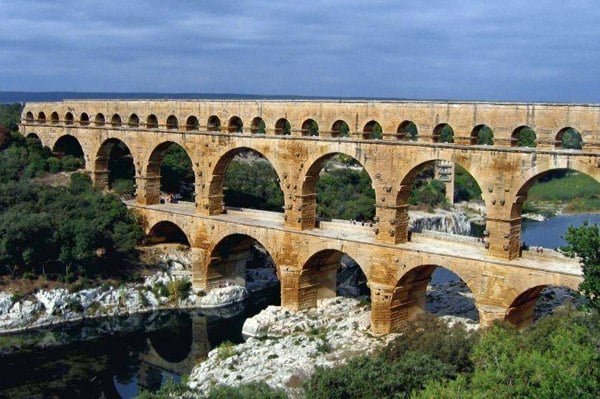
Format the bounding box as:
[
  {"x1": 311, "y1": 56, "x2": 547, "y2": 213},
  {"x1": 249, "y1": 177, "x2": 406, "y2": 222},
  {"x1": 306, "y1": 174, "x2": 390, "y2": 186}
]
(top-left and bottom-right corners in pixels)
[{"x1": 409, "y1": 209, "x2": 471, "y2": 235}]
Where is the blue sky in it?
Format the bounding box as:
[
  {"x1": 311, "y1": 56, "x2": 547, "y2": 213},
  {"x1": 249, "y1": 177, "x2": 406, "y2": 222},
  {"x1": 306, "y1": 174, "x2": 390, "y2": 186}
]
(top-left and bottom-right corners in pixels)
[{"x1": 1, "y1": 1, "x2": 599, "y2": 102}]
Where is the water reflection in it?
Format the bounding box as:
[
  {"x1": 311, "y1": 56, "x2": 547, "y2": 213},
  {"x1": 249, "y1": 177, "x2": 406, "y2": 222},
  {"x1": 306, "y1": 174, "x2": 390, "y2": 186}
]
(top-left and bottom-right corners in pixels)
[{"x1": 0, "y1": 285, "x2": 279, "y2": 399}]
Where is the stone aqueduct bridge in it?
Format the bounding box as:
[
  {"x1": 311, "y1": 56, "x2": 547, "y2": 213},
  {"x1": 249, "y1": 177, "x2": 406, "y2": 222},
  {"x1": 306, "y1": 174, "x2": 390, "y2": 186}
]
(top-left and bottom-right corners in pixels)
[{"x1": 20, "y1": 99, "x2": 598, "y2": 334}]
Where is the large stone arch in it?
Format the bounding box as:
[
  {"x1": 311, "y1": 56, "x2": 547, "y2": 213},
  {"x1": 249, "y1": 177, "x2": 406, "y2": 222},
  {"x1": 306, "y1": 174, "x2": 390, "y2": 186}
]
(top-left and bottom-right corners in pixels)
[
  {"x1": 139, "y1": 140, "x2": 196, "y2": 206},
  {"x1": 51, "y1": 134, "x2": 87, "y2": 165},
  {"x1": 299, "y1": 149, "x2": 378, "y2": 229},
  {"x1": 204, "y1": 145, "x2": 285, "y2": 215},
  {"x1": 146, "y1": 220, "x2": 192, "y2": 246},
  {"x1": 94, "y1": 137, "x2": 137, "y2": 191},
  {"x1": 202, "y1": 233, "x2": 280, "y2": 289}
]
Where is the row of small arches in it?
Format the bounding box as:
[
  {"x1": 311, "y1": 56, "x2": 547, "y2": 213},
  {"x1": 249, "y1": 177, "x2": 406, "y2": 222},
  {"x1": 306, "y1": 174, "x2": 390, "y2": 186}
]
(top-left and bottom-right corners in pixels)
[{"x1": 25, "y1": 110, "x2": 583, "y2": 149}]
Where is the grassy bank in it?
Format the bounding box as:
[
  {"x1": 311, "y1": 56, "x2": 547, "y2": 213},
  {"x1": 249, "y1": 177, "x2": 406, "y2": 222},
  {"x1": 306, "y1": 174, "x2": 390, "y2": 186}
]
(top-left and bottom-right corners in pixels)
[{"x1": 523, "y1": 172, "x2": 600, "y2": 215}]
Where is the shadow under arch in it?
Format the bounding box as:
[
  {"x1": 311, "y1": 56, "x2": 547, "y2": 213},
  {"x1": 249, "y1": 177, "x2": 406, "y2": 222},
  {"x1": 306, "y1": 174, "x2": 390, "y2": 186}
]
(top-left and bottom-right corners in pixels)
[
  {"x1": 52, "y1": 134, "x2": 85, "y2": 164},
  {"x1": 95, "y1": 137, "x2": 135, "y2": 192},
  {"x1": 147, "y1": 311, "x2": 194, "y2": 364},
  {"x1": 209, "y1": 146, "x2": 284, "y2": 213},
  {"x1": 301, "y1": 249, "x2": 370, "y2": 306},
  {"x1": 331, "y1": 119, "x2": 350, "y2": 138},
  {"x1": 145, "y1": 141, "x2": 195, "y2": 202},
  {"x1": 206, "y1": 233, "x2": 279, "y2": 290},
  {"x1": 394, "y1": 264, "x2": 480, "y2": 323},
  {"x1": 301, "y1": 151, "x2": 376, "y2": 227},
  {"x1": 505, "y1": 284, "x2": 580, "y2": 329},
  {"x1": 146, "y1": 220, "x2": 191, "y2": 246}
]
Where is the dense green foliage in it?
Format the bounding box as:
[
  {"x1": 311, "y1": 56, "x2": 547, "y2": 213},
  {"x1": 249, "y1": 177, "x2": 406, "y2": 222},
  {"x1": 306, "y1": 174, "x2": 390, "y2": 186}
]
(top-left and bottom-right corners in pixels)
[
  {"x1": 475, "y1": 125, "x2": 493, "y2": 145},
  {"x1": 524, "y1": 171, "x2": 600, "y2": 213},
  {"x1": 437, "y1": 124, "x2": 454, "y2": 143},
  {"x1": 207, "y1": 383, "x2": 287, "y2": 399},
  {"x1": 224, "y1": 159, "x2": 284, "y2": 212},
  {"x1": 0, "y1": 103, "x2": 22, "y2": 132},
  {"x1": 454, "y1": 165, "x2": 482, "y2": 202},
  {"x1": 516, "y1": 126, "x2": 536, "y2": 147},
  {"x1": 160, "y1": 144, "x2": 195, "y2": 200},
  {"x1": 562, "y1": 221, "x2": 600, "y2": 309},
  {"x1": 561, "y1": 127, "x2": 582, "y2": 149},
  {"x1": 316, "y1": 167, "x2": 375, "y2": 220}
]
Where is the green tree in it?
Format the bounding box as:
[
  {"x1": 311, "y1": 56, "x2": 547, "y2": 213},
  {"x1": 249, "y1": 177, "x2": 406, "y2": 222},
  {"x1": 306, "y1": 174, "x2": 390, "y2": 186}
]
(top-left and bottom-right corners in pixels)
[
  {"x1": 562, "y1": 221, "x2": 600, "y2": 309},
  {"x1": 561, "y1": 128, "x2": 582, "y2": 149},
  {"x1": 516, "y1": 127, "x2": 537, "y2": 147},
  {"x1": 476, "y1": 125, "x2": 493, "y2": 145}
]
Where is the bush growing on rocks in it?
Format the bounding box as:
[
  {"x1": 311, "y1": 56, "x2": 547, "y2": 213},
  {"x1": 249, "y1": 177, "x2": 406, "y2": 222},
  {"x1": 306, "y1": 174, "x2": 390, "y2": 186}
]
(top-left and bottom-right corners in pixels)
[
  {"x1": 167, "y1": 278, "x2": 191, "y2": 301},
  {"x1": 207, "y1": 382, "x2": 287, "y2": 399}
]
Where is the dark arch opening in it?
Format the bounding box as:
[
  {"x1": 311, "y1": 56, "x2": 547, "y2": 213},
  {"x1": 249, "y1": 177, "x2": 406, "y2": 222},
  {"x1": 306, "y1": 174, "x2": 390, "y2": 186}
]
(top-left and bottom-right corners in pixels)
[
  {"x1": 251, "y1": 117, "x2": 266, "y2": 134},
  {"x1": 208, "y1": 234, "x2": 279, "y2": 297},
  {"x1": 506, "y1": 285, "x2": 580, "y2": 329},
  {"x1": 305, "y1": 153, "x2": 375, "y2": 223},
  {"x1": 331, "y1": 120, "x2": 350, "y2": 138},
  {"x1": 556, "y1": 127, "x2": 582, "y2": 150},
  {"x1": 25, "y1": 111, "x2": 34, "y2": 123},
  {"x1": 53, "y1": 135, "x2": 85, "y2": 168},
  {"x1": 471, "y1": 124, "x2": 493, "y2": 145},
  {"x1": 94, "y1": 113, "x2": 105, "y2": 126},
  {"x1": 37, "y1": 111, "x2": 46, "y2": 124},
  {"x1": 433, "y1": 123, "x2": 454, "y2": 143},
  {"x1": 146, "y1": 221, "x2": 190, "y2": 246},
  {"x1": 363, "y1": 120, "x2": 382, "y2": 139},
  {"x1": 128, "y1": 114, "x2": 139, "y2": 128},
  {"x1": 186, "y1": 116, "x2": 199, "y2": 131},
  {"x1": 26, "y1": 133, "x2": 41, "y2": 142},
  {"x1": 166, "y1": 115, "x2": 178, "y2": 130},
  {"x1": 148, "y1": 142, "x2": 195, "y2": 202},
  {"x1": 148, "y1": 312, "x2": 193, "y2": 364},
  {"x1": 207, "y1": 115, "x2": 221, "y2": 132},
  {"x1": 96, "y1": 138, "x2": 135, "y2": 196},
  {"x1": 111, "y1": 114, "x2": 122, "y2": 127},
  {"x1": 64, "y1": 112, "x2": 74, "y2": 125},
  {"x1": 146, "y1": 114, "x2": 159, "y2": 129},
  {"x1": 50, "y1": 112, "x2": 59, "y2": 124},
  {"x1": 398, "y1": 265, "x2": 479, "y2": 324},
  {"x1": 228, "y1": 116, "x2": 244, "y2": 133},
  {"x1": 275, "y1": 118, "x2": 291, "y2": 135},
  {"x1": 401, "y1": 160, "x2": 484, "y2": 236},
  {"x1": 301, "y1": 119, "x2": 319, "y2": 136},
  {"x1": 302, "y1": 250, "x2": 370, "y2": 305},
  {"x1": 220, "y1": 148, "x2": 284, "y2": 212},
  {"x1": 79, "y1": 112, "x2": 90, "y2": 126},
  {"x1": 397, "y1": 120, "x2": 418, "y2": 141},
  {"x1": 512, "y1": 125, "x2": 536, "y2": 148}
]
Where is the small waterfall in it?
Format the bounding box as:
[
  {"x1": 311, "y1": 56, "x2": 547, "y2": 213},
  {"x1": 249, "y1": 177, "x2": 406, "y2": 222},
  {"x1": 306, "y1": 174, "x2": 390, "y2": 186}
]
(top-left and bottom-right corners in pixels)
[{"x1": 409, "y1": 209, "x2": 472, "y2": 236}]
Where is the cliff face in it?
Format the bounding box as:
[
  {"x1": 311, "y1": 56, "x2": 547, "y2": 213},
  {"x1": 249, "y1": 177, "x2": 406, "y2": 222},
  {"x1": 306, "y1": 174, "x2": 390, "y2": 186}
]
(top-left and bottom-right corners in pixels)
[{"x1": 409, "y1": 209, "x2": 472, "y2": 236}]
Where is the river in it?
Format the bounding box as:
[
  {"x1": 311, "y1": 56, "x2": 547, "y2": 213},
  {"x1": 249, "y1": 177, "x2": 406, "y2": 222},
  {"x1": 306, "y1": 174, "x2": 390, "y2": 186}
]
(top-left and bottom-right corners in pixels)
[{"x1": 1, "y1": 214, "x2": 598, "y2": 398}]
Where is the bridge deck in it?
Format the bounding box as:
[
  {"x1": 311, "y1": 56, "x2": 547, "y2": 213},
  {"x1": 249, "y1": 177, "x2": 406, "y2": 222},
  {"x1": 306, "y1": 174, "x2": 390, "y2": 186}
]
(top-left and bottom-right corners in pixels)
[{"x1": 126, "y1": 201, "x2": 582, "y2": 278}]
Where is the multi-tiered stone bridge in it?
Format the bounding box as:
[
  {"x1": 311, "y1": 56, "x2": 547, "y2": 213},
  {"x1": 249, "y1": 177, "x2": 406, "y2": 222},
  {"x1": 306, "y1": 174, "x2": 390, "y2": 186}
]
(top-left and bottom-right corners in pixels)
[{"x1": 20, "y1": 99, "x2": 598, "y2": 333}]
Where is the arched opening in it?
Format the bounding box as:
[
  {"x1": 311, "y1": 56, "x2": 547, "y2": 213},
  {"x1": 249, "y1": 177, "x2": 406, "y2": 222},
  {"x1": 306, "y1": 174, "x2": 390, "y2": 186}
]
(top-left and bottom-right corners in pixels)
[
  {"x1": 96, "y1": 138, "x2": 135, "y2": 196},
  {"x1": 37, "y1": 111, "x2": 46, "y2": 124},
  {"x1": 555, "y1": 127, "x2": 582, "y2": 150},
  {"x1": 64, "y1": 112, "x2": 74, "y2": 125},
  {"x1": 397, "y1": 120, "x2": 418, "y2": 141},
  {"x1": 146, "y1": 114, "x2": 159, "y2": 129},
  {"x1": 148, "y1": 312, "x2": 193, "y2": 364},
  {"x1": 301, "y1": 119, "x2": 319, "y2": 136},
  {"x1": 111, "y1": 114, "x2": 122, "y2": 127},
  {"x1": 147, "y1": 142, "x2": 195, "y2": 203},
  {"x1": 505, "y1": 285, "x2": 580, "y2": 329},
  {"x1": 207, "y1": 115, "x2": 221, "y2": 132},
  {"x1": 433, "y1": 123, "x2": 454, "y2": 143},
  {"x1": 275, "y1": 118, "x2": 291, "y2": 135},
  {"x1": 25, "y1": 111, "x2": 34, "y2": 123},
  {"x1": 185, "y1": 116, "x2": 199, "y2": 131},
  {"x1": 301, "y1": 250, "x2": 369, "y2": 306},
  {"x1": 512, "y1": 125, "x2": 536, "y2": 148},
  {"x1": 362, "y1": 120, "x2": 383, "y2": 139},
  {"x1": 52, "y1": 135, "x2": 85, "y2": 169},
  {"x1": 401, "y1": 160, "x2": 484, "y2": 237},
  {"x1": 250, "y1": 117, "x2": 266, "y2": 134},
  {"x1": 50, "y1": 112, "x2": 59, "y2": 124},
  {"x1": 228, "y1": 116, "x2": 243, "y2": 133},
  {"x1": 166, "y1": 115, "x2": 178, "y2": 130},
  {"x1": 331, "y1": 120, "x2": 350, "y2": 138},
  {"x1": 397, "y1": 265, "x2": 479, "y2": 324},
  {"x1": 207, "y1": 234, "x2": 279, "y2": 297},
  {"x1": 128, "y1": 114, "x2": 139, "y2": 128},
  {"x1": 471, "y1": 124, "x2": 493, "y2": 145},
  {"x1": 219, "y1": 148, "x2": 284, "y2": 212},
  {"x1": 79, "y1": 112, "x2": 90, "y2": 126},
  {"x1": 146, "y1": 221, "x2": 191, "y2": 246},
  {"x1": 94, "y1": 113, "x2": 105, "y2": 126},
  {"x1": 26, "y1": 133, "x2": 41, "y2": 142},
  {"x1": 304, "y1": 153, "x2": 375, "y2": 227},
  {"x1": 517, "y1": 168, "x2": 600, "y2": 252}
]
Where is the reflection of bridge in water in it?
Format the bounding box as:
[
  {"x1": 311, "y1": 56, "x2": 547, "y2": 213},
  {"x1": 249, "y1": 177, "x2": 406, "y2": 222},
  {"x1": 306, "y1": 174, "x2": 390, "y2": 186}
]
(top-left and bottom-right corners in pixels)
[{"x1": 21, "y1": 99, "x2": 596, "y2": 333}]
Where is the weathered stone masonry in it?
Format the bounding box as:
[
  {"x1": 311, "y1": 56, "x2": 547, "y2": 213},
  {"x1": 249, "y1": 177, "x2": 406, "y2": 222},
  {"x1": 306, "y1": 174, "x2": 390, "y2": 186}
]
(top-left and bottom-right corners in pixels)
[{"x1": 21, "y1": 99, "x2": 598, "y2": 333}]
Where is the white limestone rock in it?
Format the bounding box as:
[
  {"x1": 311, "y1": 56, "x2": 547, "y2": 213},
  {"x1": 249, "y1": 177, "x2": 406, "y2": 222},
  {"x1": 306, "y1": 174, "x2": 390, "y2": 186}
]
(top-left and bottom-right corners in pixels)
[
  {"x1": 197, "y1": 286, "x2": 248, "y2": 308},
  {"x1": 0, "y1": 292, "x2": 14, "y2": 316}
]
